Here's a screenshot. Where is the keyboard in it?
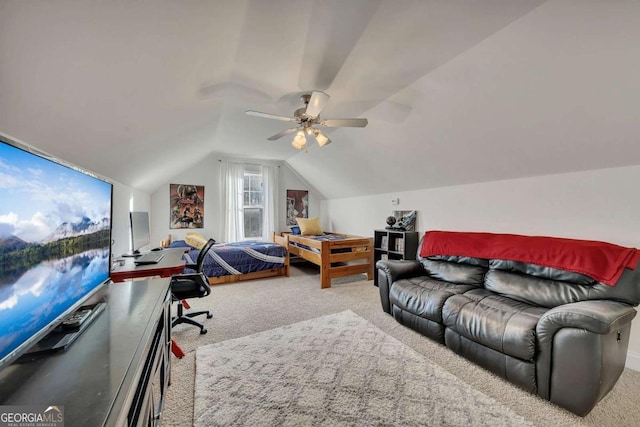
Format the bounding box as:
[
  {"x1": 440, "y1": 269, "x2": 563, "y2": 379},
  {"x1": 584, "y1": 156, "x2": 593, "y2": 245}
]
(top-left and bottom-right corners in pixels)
[{"x1": 134, "y1": 253, "x2": 165, "y2": 265}]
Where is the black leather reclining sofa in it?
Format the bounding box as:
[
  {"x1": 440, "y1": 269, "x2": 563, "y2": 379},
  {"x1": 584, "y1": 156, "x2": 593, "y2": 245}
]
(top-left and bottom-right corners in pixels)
[{"x1": 376, "y1": 231, "x2": 640, "y2": 416}]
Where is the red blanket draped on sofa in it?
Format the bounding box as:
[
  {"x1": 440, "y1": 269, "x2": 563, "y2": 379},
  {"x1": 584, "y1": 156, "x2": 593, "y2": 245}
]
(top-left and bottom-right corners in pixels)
[{"x1": 419, "y1": 231, "x2": 640, "y2": 286}]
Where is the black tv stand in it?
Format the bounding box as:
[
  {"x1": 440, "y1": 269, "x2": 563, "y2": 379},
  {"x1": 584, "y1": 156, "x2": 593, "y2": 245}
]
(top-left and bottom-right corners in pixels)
[
  {"x1": 1, "y1": 279, "x2": 172, "y2": 426},
  {"x1": 22, "y1": 302, "x2": 107, "y2": 357}
]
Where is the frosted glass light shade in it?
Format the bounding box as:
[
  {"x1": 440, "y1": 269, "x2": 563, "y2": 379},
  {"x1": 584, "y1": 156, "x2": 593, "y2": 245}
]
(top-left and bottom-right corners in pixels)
[
  {"x1": 292, "y1": 130, "x2": 306, "y2": 149},
  {"x1": 314, "y1": 130, "x2": 331, "y2": 147}
]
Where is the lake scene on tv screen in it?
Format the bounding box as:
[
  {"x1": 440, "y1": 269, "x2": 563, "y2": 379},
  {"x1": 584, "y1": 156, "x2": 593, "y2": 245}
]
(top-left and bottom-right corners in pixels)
[{"x1": 0, "y1": 142, "x2": 112, "y2": 362}]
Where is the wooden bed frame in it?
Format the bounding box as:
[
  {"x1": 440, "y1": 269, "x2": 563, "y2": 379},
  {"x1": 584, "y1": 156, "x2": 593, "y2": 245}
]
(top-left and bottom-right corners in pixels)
[
  {"x1": 286, "y1": 232, "x2": 374, "y2": 288},
  {"x1": 207, "y1": 233, "x2": 290, "y2": 285}
]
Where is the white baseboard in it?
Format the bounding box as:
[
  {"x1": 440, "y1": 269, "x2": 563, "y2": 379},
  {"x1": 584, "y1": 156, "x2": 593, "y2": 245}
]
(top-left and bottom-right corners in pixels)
[{"x1": 626, "y1": 351, "x2": 640, "y2": 371}]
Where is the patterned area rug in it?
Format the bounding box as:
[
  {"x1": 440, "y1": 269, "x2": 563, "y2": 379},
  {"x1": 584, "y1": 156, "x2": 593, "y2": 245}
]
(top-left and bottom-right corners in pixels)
[{"x1": 194, "y1": 310, "x2": 533, "y2": 426}]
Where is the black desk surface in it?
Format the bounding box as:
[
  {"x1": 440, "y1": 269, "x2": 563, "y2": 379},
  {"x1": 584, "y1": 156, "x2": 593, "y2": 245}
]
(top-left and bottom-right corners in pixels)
[{"x1": 0, "y1": 278, "x2": 170, "y2": 427}]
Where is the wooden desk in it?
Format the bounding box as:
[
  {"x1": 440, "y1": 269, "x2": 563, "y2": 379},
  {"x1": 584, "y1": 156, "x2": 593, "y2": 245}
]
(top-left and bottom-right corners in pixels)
[{"x1": 110, "y1": 248, "x2": 186, "y2": 282}]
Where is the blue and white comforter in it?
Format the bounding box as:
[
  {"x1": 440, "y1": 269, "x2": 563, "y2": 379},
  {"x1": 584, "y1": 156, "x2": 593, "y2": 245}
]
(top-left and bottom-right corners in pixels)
[{"x1": 169, "y1": 240, "x2": 286, "y2": 277}]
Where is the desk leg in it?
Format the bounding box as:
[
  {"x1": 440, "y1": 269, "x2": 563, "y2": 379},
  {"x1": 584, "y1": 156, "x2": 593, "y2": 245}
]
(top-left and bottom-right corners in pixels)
[{"x1": 171, "y1": 340, "x2": 185, "y2": 358}]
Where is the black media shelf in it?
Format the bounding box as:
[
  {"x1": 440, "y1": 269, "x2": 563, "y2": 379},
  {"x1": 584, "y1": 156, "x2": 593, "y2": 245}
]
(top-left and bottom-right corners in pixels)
[{"x1": 373, "y1": 229, "x2": 419, "y2": 287}]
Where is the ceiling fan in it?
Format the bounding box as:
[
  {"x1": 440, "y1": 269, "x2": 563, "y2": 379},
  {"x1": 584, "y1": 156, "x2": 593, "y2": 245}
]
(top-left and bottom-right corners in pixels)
[{"x1": 245, "y1": 91, "x2": 368, "y2": 150}]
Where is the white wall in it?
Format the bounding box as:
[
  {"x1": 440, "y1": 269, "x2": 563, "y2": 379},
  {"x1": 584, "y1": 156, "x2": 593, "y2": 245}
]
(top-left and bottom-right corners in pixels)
[
  {"x1": 149, "y1": 153, "x2": 323, "y2": 245},
  {"x1": 279, "y1": 163, "x2": 323, "y2": 231},
  {"x1": 323, "y1": 164, "x2": 640, "y2": 370},
  {"x1": 150, "y1": 153, "x2": 219, "y2": 246}
]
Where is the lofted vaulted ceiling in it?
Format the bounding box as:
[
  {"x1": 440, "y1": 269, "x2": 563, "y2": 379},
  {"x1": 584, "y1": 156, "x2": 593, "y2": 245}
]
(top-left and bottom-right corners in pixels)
[{"x1": 1, "y1": 1, "x2": 640, "y2": 199}]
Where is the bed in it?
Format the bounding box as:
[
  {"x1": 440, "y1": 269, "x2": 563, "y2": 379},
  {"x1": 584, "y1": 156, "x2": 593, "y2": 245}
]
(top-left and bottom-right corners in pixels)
[
  {"x1": 286, "y1": 232, "x2": 374, "y2": 288},
  {"x1": 168, "y1": 233, "x2": 289, "y2": 285}
]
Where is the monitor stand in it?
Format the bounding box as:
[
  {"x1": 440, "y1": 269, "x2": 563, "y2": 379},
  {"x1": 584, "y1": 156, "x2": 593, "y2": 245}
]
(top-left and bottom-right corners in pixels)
[{"x1": 122, "y1": 250, "x2": 141, "y2": 258}]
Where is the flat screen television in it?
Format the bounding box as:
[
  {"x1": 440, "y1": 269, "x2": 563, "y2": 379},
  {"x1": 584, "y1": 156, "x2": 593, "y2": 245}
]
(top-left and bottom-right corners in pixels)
[
  {"x1": 129, "y1": 211, "x2": 150, "y2": 255},
  {"x1": 0, "y1": 138, "x2": 112, "y2": 370}
]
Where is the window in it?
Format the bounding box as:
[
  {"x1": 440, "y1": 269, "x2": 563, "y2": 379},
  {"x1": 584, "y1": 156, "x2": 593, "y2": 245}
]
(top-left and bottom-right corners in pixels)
[
  {"x1": 243, "y1": 170, "x2": 263, "y2": 238},
  {"x1": 222, "y1": 160, "x2": 277, "y2": 243}
]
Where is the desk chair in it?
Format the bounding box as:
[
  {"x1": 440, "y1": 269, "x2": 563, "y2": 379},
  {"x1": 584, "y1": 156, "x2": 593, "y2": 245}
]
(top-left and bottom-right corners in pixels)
[{"x1": 170, "y1": 238, "x2": 216, "y2": 334}]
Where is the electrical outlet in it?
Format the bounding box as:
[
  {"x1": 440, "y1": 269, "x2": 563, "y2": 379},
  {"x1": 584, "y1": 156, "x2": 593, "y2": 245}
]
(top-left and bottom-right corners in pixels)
[{"x1": 391, "y1": 198, "x2": 399, "y2": 205}]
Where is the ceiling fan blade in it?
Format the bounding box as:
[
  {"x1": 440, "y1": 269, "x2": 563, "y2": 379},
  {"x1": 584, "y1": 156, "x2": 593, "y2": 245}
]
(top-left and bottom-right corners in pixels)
[
  {"x1": 304, "y1": 91, "x2": 330, "y2": 118},
  {"x1": 267, "y1": 127, "x2": 299, "y2": 141},
  {"x1": 246, "y1": 110, "x2": 295, "y2": 122},
  {"x1": 320, "y1": 118, "x2": 368, "y2": 127}
]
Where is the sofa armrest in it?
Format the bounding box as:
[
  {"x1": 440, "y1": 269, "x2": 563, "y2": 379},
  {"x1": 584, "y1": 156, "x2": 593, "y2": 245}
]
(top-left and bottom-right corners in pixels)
[
  {"x1": 536, "y1": 300, "x2": 637, "y2": 404},
  {"x1": 376, "y1": 260, "x2": 424, "y2": 314},
  {"x1": 537, "y1": 300, "x2": 636, "y2": 338}
]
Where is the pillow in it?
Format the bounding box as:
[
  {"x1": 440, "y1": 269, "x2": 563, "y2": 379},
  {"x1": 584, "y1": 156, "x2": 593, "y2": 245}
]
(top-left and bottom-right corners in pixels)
[
  {"x1": 296, "y1": 217, "x2": 323, "y2": 236},
  {"x1": 185, "y1": 232, "x2": 207, "y2": 249},
  {"x1": 290, "y1": 226, "x2": 301, "y2": 235}
]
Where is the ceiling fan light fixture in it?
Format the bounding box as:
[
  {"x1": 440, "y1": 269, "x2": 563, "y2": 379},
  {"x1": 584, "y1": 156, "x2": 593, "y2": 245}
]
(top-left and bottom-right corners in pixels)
[
  {"x1": 246, "y1": 90, "x2": 367, "y2": 150},
  {"x1": 314, "y1": 129, "x2": 331, "y2": 147},
  {"x1": 292, "y1": 130, "x2": 306, "y2": 149}
]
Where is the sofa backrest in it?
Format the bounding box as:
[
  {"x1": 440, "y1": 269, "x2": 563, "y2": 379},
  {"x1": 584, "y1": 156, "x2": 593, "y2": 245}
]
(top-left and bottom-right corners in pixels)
[
  {"x1": 420, "y1": 255, "x2": 487, "y2": 286},
  {"x1": 484, "y1": 260, "x2": 640, "y2": 307},
  {"x1": 418, "y1": 238, "x2": 640, "y2": 308}
]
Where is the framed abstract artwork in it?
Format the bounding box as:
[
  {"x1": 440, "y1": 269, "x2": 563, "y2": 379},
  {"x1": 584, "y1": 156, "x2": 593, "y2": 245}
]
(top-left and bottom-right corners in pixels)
[
  {"x1": 391, "y1": 210, "x2": 416, "y2": 231},
  {"x1": 286, "y1": 190, "x2": 308, "y2": 226}
]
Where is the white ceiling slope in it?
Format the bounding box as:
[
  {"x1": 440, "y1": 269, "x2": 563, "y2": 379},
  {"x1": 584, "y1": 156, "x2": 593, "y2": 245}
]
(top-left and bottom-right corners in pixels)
[{"x1": 2, "y1": 1, "x2": 640, "y2": 199}]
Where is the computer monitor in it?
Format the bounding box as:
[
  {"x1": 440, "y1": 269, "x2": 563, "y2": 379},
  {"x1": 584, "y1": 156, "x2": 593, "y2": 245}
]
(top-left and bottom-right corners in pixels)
[{"x1": 128, "y1": 211, "x2": 150, "y2": 256}]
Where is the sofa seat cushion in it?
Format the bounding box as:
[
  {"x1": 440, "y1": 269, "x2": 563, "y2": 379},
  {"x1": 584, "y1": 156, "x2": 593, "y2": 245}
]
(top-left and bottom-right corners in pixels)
[
  {"x1": 390, "y1": 277, "x2": 476, "y2": 323},
  {"x1": 443, "y1": 289, "x2": 548, "y2": 361}
]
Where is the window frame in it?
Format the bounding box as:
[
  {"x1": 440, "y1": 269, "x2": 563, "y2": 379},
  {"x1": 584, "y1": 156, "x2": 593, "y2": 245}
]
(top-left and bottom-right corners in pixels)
[{"x1": 242, "y1": 169, "x2": 264, "y2": 239}]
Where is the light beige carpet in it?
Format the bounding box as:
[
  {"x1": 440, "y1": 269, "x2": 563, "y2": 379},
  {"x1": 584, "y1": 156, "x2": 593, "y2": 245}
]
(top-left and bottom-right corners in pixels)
[
  {"x1": 193, "y1": 310, "x2": 533, "y2": 426},
  {"x1": 164, "y1": 264, "x2": 640, "y2": 426}
]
